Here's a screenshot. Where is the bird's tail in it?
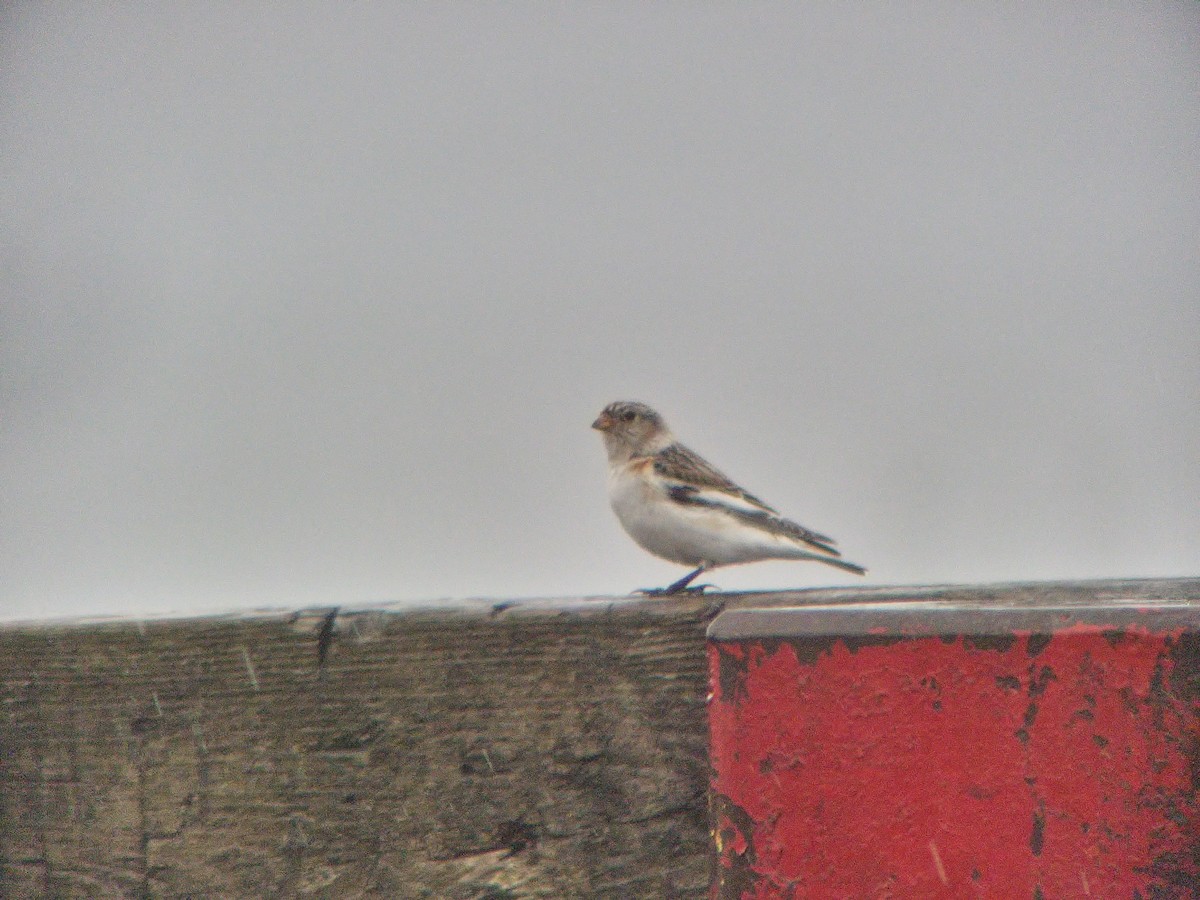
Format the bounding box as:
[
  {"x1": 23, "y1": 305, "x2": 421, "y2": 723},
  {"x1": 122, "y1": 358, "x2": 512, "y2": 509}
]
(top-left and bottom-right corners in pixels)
[{"x1": 788, "y1": 549, "x2": 867, "y2": 575}]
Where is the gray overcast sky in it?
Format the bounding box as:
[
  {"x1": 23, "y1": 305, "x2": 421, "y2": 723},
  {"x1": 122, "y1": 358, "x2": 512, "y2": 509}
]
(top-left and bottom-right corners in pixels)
[{"x1": 2, "y1": 3, "x2": 1197, "y2": 621}]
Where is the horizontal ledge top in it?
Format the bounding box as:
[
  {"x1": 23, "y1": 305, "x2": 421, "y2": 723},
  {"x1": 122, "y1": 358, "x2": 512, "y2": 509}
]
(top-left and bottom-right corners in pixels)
[
  {"x1": 708, "y1": 598, "x2": 1200, "y2": 641},
  {"x1": 2, "y1": 576, "x2": 1195, "y2": 632}
]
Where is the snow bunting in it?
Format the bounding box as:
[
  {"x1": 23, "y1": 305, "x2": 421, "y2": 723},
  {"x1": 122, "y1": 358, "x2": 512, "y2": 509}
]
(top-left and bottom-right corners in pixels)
[{"x1": 592, "y1": 401, "x2": 866, "y2": 594}]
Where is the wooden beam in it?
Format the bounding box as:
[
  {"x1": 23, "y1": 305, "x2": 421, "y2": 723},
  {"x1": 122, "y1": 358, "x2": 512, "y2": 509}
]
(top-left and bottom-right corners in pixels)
[
  {"x1": 0, "y1": 595, "x2": 722, "y2": 898},
  {"x1": 0, "y1": 579, "x2": 1194, "y2": 898},
  {"x1": 707, "y1": 579, "x2": 1200, "y2": 897}
]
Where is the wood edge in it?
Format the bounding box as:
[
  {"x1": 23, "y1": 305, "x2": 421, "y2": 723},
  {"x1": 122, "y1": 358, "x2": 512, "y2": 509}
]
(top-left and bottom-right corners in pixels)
[{"x1": 2, "y1": 576, "x2": 1195, "y2": 634}]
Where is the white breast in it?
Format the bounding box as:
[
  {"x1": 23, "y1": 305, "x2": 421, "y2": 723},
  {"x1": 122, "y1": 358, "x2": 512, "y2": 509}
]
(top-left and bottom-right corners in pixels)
[{"x1": 607, "y1": 460, "x2": 798, "y2": 568}]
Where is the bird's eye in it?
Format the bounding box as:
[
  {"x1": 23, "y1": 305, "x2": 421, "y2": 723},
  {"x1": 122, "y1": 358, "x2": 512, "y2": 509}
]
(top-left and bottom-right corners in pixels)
[{"x1": 621, "y1": 411, "x2": 636, "y2": 422}]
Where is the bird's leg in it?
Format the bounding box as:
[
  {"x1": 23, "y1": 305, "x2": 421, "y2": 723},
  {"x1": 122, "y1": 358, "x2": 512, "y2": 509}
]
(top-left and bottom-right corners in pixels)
[
  {"x1": 663, "y1": 566, "x2": 707, "y2": 594},
  {"x1": 638, "y1": 565, "x2": 711, "y2": 596}
]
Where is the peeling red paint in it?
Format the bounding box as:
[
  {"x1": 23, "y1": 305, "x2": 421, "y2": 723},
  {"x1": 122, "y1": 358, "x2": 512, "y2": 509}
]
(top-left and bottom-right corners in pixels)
[{"x1": 709, "y1": 620, "x2": 1200, "y2": 898}]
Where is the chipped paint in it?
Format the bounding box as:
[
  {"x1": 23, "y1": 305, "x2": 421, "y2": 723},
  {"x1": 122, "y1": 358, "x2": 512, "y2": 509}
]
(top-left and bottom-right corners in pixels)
[{"x1": 709, "y1": 615, "x2": 1200, "y2": 898}]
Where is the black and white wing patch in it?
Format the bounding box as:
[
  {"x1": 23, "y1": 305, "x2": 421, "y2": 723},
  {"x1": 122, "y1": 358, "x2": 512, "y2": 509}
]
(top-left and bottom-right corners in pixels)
[{"x1": 652, "y1": 443, "x2": 842, "y2": 556}]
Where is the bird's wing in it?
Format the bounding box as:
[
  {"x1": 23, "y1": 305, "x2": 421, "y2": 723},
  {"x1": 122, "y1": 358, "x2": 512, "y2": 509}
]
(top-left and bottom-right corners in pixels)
[
  {"x1": 651, "y1": 443, "x2": 777, "y2": 512},
  {"x1": 651, "y1": 443, "x2": 841, "y2": 554}
]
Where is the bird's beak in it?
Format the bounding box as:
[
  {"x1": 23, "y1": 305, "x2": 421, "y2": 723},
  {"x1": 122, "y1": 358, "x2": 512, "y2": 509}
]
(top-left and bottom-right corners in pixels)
[{"x1": 592, "y1": 412, "x2": 614, "y2": 431}]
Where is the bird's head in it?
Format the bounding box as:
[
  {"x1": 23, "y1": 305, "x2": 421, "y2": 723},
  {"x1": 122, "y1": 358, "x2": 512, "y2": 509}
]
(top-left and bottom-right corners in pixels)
[{"x1": 592, "y1": 401, "x2": 672, "y2": 461}]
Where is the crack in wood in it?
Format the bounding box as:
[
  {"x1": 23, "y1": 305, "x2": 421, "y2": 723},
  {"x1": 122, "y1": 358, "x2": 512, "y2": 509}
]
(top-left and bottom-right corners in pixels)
[
  {"x1": 316, "y1": 607, "x2": 339, "y2": 671},
  {"x1": 132, "y1": 721, "x2": 151, "y2": 899}
]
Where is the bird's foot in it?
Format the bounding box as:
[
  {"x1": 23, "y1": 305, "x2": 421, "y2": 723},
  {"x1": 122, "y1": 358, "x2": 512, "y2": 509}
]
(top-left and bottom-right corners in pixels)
[{"x1": 635, "y1": 564, "x2": 712, "y2": 597}]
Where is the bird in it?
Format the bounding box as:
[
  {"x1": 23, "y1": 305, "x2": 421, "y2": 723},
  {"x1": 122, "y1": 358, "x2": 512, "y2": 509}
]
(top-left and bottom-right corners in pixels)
[{"x1": 592, "y1": 400, "x2": 866, "y2": 595}]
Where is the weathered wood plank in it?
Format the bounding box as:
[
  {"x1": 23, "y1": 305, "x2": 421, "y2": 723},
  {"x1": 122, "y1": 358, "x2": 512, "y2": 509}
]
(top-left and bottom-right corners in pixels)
[
  {"x1": 1, "y1": 596, "x2": 722, "y2": 899},
  {"x1": 0, "y1": 579, "x2": 1195, "y2": 898}
]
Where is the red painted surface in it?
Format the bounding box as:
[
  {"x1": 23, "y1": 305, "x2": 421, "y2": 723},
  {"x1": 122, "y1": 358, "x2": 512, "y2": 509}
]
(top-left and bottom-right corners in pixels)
[{"x1": 709, "y1": 622, "x2": 1200, "y2": 898}]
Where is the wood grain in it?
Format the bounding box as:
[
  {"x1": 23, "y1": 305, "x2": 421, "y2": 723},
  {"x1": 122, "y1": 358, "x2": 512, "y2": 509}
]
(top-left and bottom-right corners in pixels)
[
  {"x1": 1, "y1": 579, "x2": 1194, "y2": 898},
  {"x1": 0, "y1": 597, "x2": 721, "y2": 899}
]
